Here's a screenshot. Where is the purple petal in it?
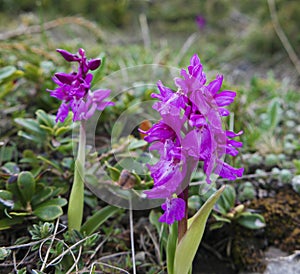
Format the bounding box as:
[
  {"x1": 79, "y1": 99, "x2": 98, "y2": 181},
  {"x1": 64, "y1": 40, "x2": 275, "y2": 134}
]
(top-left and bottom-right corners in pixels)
[
  {"x1": 195, "y1": 15, "x2": 206, "y2": 29},
  {"x1": 218, "y1": 161, "x2": 244, "y2": 180},
  {"x1": 88, "y1": 59, "x2": 101, "y2": 70},
  {"x1": 56, "y1": 49, "x2": 79, "y2": 62},
  {"x1": 143, "y1": 121, "x2": 176, "y2": 143},
  {"x1": 206, "y1": 74, "x2": 223, "y2": 96},
  {"x1": 214, "y1": 90, "x2": 236, "y2": 107},
  {"x1": 56, "y1": 103, "x2": 69, "y2": 123},
  {"x1": 144, "y1": 184, "x2": 174, "y2": 199},
  {"x1": 226, "y1": 130, "x2": 243, "y2": 138},
  {"x1": 55, "y1": 72, "x2": 75, "y2": 84},
  {"x1": 159, "y1": 197, "x2": 186, "y2": 224},
  {"x1": 182, "y1": 129, "x2": 202, "y2": 158}
]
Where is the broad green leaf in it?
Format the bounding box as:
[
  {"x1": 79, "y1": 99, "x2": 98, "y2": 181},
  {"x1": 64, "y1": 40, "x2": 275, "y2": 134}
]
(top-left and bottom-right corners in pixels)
[
  {"x1": 17, "y1": 171, "x2": 36, "y2": 203},
  {"x1": 0, "y1": 247, "x2": 11, "y2": 260},
  {"x1": 35, "y1": 109, "x2": 55, "y2": 127},
  {"x1": 212, "y1": 213, "x2": 231, "y2": 223},
  {"x1": 31, "y1": 187, "x2": 53, "y2": 207},
  {"x1": 39, "y1": 125, "x2": 54, "y2": 134},
  {"x1": 15, "y1": 118, "x2": 43, "y2": 134},
  {"x1": 17, "y1": 131, "x2": 43, "y2": 144},
  {"x1": 0, "y1": 66, "x2": 16, "y2": 81},
  {"x1": 3, "y1": 162, "x2": 20, "y2": 174},
  {"x1": 54, "y1": 126, "x2": 71, "y2": 137},
  {"x1": 237, "y1": 212, "x2": 266, "y2": 229},
  {"x1": 0, "y1": 146, "x2": 17, "y2": 163},
  {"x1": 35, "y1": 198, "x2": 67, "y2": 209},
  {"x1": 166, "y1": 222, "x2": 178, "y2": 274},
  {"x1": 128, "y1": 139, "x2": 147, "y2": 150},
  {"x1": 0, "y1": 217, "x2": 24, "y2": 230},
  {"x1": 0, "y1": 190, "x2": 13, "y2": 210},
  {"x1": 215, "y1": 184, "x2": 235, "y2": 214},
  {"x1": 33, "y1": 205, "x2": 63, "y2": 221},
  {"x1": 81, "y1": 205, "x2": 121, "y2": 235},
  {"x1": 174, "y1": 186, "x2": 225, "y2": 274},
  {"x1": 209, "y1": 221, "x2": 225, "y2": 231},
  {"x1": 6, "y1": 176, "x2": 24, "y2": 207}
]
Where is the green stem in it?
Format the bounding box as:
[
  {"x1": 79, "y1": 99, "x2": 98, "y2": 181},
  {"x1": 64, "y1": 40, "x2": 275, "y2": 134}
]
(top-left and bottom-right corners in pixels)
[{"x1": 68, "y1": 122, "x2": 86, "y2": 231}]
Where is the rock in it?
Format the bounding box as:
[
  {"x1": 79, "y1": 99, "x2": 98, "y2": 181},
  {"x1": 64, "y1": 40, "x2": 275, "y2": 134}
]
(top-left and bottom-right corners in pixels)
[{"x1": 264, "y1": 248, "x2": 300, "y2": 274}]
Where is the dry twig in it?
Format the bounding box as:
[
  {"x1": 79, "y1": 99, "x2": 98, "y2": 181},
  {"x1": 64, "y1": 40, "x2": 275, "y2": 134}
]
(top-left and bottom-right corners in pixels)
[
  {"x1": 267, "y1": 0, "x2": 300, "y2": 76},
  {"x1": 0, "y1": 16, "x2": 104, "y2": 41}
]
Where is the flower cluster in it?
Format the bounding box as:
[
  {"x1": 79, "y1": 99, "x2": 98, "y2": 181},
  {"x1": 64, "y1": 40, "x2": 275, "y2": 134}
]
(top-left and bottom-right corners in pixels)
[
  {"x1": 142, "y1": 54, "x2": 244, "y2": 224},
  {"x1": 47, "y1": 48, "x2": 114, "y2": 123}
]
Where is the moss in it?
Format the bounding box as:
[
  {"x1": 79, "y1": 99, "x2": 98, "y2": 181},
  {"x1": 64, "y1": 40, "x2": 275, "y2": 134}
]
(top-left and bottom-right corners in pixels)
[
  {"x1": 251, "y1": 186, "x2": 300, "y2": 252},
  {"x1": 231, "y1": 186, "x2": 300, "y2": 272},
  {"x1": 231, "y1": 223, "x2": 267, "y2": 273}
]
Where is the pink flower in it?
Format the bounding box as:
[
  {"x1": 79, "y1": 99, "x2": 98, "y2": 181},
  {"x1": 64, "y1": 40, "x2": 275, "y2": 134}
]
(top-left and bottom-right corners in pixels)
[
  {"x1": 142, "y1": 54, "x2": 244, "y2": 224},
  {"x1": 47, "y1": 48, "x2": 113, "y2": 122}
]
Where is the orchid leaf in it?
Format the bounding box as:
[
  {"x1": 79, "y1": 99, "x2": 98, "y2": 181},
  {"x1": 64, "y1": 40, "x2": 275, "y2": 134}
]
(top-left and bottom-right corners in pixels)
[
  {"x1": 81, "y1": 205, "x2": 121, "y2": 235},
  {"x1": 174, "y1": 186, "x2": 225, "y2": 274},
  {"x1": 166, "y1": 222, "x2": 178, "y2": 274}
]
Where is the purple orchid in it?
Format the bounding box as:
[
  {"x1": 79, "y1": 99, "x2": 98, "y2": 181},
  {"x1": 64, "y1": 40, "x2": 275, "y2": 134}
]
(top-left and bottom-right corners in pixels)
[
  {"x1": 195, "y1": 15, "x2": 206, "y2": 30},
  {"x1": 47, "y1": 48, "x2": 113, "y2": 123},
  {"x1": 142, "y1": 54, "x2": 244, "y2": 224}
]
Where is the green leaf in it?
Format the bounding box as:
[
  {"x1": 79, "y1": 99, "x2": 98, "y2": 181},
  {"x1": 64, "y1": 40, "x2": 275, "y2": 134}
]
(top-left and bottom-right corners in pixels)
[
  {"x1": 212, "y1": 213, "x2": 231, "y2": 223},
  {"x1": 17, "y1": 131, "x2": 43, "y2": 143},
  {"x1": 39, "y1": 125, "x2": 54, "y2": 134},
  {"x1": 0, "y1": 216, "x2": 24, "y2": 230},
  {"x1": 54, "y1": 126, "x2": 71, "y2": 137},
  {"x1": 6, "y1": 176, "x2": 24, "y2": 207},
  {"x1": 33, "y1": 205, "x2": 63, "y2": 221},
  {"x1": 91, "y1": 53, "x2": 106, "y2": 85},
  {"x1": 0, "y1": 146, "x2": 17, "y2": 163},
  {"x1": 149, "y1": 210, "x2": 168, "y2": 260},
  {"x1": 17, "y1": 171, "x2": 36, "y2": 203},
  {"x1": 104, "y1": 161, "x2": 120, "y2": 182},
  {"x1": 31, "y1": 186, "x2": 54, "y2": 207},
  {"x1": 166, "y1": 222, "x2": 178, "y2": 274},
  {"x1": 128, "y1": 139, "x2": 147, "y2": 150},
  {"x1": 16, "y1": 267, "x2": 27, "y2": 274},
  {"x1": 215, "y1": 184, "x2": 236, "y2": 214},
  {"x1": 209, "y1": 221, "x2": 225, "y2": 231},
  {"x1": 37, "y1": 155, "x2": 63, "y2": 173},
  {"x1": 81, "y1": 205, "x2": 121, "y2": 235},
  {"x1": 174, "y1": 186, "x2": 225, "y2": 274},
  {"x1": 35, "y1": 198, "x2": 67, "y2": 209},
  {"x1": 0, "y1": 190, "x2": 14, "y2": 210},
  {"x1": 0, "y1": 66, "x2": 16, "y2": 81},
  {"x1": 0, "y1": 247, "x2": 11, "y2": 260},
  {"x1": 35, "y1": 109, "x2": 55, "y2": 128},
  {"x1": 15, "y1": 118, "x2": 44, "y2": 134},
  {"x1": 267, "y1": 98, "x2": 281, "y2": 131},
  {"x1": 236, "y1": 212, "x2": 266, "y2": 229}
]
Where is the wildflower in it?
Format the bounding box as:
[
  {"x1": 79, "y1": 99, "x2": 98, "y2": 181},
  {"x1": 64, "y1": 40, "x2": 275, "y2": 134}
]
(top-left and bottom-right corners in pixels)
[
  {"x1": 159, "y1": 197, "x2": 186, "y2": 225},
  {"x1": 142, "y1": 54, "x2": 244, "y2": 224},
  {"x1": 47, "y1": 48, "x2": 113, "y2": 122},
  {"x1": 195, "y1": 15, "x2": 206, "y2": 30}
]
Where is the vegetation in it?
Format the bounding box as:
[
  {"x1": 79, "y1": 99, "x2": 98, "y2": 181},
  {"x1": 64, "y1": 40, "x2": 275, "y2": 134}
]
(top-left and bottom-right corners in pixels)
[{"x1": 0, "y1": 0, "x2": 299, "y2": 273}]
